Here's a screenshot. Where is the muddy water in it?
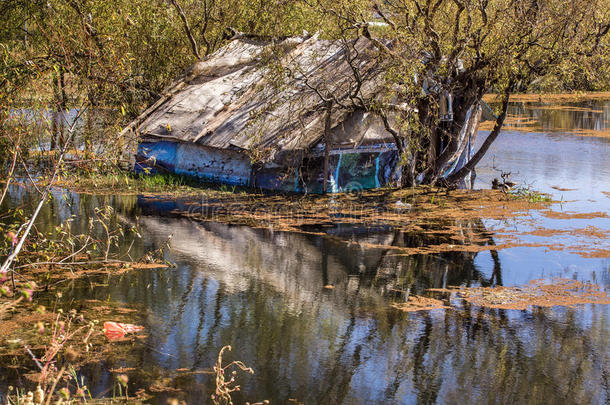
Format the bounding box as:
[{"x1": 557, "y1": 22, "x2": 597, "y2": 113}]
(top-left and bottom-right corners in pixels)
[{"x1": 1, "y1": 100, "x2": 609, "y2": 404}]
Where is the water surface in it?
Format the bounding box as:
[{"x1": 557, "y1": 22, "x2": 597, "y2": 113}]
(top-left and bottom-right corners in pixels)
[{"x1": 1, "y1": 100, "x2": 609, "y2": 404}]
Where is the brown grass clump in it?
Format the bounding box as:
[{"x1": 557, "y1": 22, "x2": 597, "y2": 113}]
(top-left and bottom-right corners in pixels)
[
  {"x1": 564, "y1": 127, "x2": 610, "y2": 138},
  {"x1": 478, "y1": 115, "x2": 540, "y2": 131},
  {"x1": 479, "y1": 121, "x2": 610, "y2": 139},
  {"x1": 457, "y1": 279, "x2": 609, "y2": 310},
  {"x1": 551, "y1": 186, "x2": 578, "y2": 192},
  {"x1": 523, "y1": 226, "x2": 610, "y2": 239},
  {"x1": 573, "y1": 248, "x2": 610, "y2": 258},
  {"x1": 540, "y1": 210, "x2": 609, "y2": 220},
  {"x1": 391, "y1": 295, "x2": 449, "y2": 312},
  {"x1": 482, "y1": 92, "x2": 610, "y2": 103}
]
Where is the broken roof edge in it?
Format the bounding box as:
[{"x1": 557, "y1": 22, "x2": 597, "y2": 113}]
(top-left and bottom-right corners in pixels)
[
  {"x1": 126, "y1": 33, "x2": 400, "y2": 167},
  {"x1": 121, "y1": 33, "x2": 314, "y2": 133}
]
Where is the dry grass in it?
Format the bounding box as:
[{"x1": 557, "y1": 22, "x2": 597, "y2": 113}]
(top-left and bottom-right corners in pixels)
[
  {"x1": 455, "y1": 279, "x2": 610, "y2": 310},
  {"x1": 483, "y1": 92, "x2": 610, "y2": 103}
]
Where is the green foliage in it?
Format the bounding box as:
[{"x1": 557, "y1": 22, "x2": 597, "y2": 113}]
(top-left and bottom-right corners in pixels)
[
  {"x1": 136, "y1": 172, "x2": 186, "y2": 188},
  {"x1": 0, "y1": 0, "x2": 329, "y2": 108},
  {"x1": 0, "y1": 0, "x2": 608, "y2": 187},
  {"x1": 0, "y1": 0, "x2": 342, "y2": 183},
  {"x1": 509, "y1": 186, "x2": 552, "y2": 203}
]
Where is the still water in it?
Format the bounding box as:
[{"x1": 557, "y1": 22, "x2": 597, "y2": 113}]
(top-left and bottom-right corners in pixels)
[{"x1": 2, "y1": 100, "x2": 609, "y2": 404}]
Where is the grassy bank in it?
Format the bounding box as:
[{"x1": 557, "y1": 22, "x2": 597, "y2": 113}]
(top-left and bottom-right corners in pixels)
[{"x1": 48, "y1": 171, "x2": 251, "y2": 197}]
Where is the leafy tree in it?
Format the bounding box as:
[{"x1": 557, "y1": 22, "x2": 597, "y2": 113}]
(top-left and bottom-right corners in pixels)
[
  {"x1": 0, "y1": 0, "x2": 319, "y2": 170},
  {"x1": 298, "y1": 0, "x2": 610, "y2": 186},
  {"x1": 0, "y1": 0, "x2": 608, "y2": 186}
]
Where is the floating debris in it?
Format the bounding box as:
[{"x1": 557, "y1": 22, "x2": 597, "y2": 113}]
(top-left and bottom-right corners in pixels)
[
  {"x1": 457, "y1": 279, "x2": 610, "y2": 310},
  {"x1": 104, "y1": 321, "x2": 145, "y2": 340},
  {"x1": 541, "y1": 210, "x2": 609, "y2": 220},
  {"x1": 391, "y1": 295, "x2": 449, "y2": 312},
  {"x1": 551, "y1": 186, "x2": 578, "y2": 192}
]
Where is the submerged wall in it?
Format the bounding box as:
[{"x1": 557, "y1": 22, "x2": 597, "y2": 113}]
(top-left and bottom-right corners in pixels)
[
  {"x1": 253, "y1": 149, "x2": 400, "y2": 193},
  {"x1": 136, "y1": 140, "x2": 400, "y2": 192},
  {"x1": 137, "y1": 141, "x2": 252, "y2": 186}
]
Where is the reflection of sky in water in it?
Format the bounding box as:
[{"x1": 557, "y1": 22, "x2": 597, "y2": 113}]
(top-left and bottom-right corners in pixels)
[
  {"x1": 474, "y1": 245, "x2": 608, "y2": 285},
  {"x1": 475, "y1": 129, "x2": 610, "y2": 208},
  {"x1": 474, "y1": 103, "x2": 610, "y2": 287},
  {"x1": 59, "y1": 211, "x2": 605, "y2": 404},
  {"x1": 1, "y1": 102, "x2": 608, "y2": 404}
]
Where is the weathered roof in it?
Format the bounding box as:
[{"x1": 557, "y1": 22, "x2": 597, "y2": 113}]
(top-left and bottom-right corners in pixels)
[{"x1": 135, "y1": 35, "x2": 393, "y2": 162}]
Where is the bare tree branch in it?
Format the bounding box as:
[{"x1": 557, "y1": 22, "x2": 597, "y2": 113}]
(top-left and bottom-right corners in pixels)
[{"x1": 169, "y1": 0, "x2": 201, "y2": 59}]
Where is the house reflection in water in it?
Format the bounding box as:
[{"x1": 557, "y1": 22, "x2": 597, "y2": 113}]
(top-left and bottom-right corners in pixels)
[{"x1": 68, "y1": 209, "x2": 604, "y2": 405}]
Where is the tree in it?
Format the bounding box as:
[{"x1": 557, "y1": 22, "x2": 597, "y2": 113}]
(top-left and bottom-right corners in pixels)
[
  {"x1": 297, "y1": 0, "x2": 610, "y2": 186},
  {"x1": 0, "y1": 0, "x2": 320, "y2": 175},
  {"x1": 1, "y1": 0, "x2": 608, "y2": 188}
]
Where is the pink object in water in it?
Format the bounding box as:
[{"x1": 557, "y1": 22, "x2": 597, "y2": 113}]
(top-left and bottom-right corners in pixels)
[{"x1": 104, "y1": 321, "x2": 145, "y2": 340}]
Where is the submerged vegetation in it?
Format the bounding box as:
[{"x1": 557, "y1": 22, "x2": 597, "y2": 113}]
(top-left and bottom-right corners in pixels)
[
  {"x1": 0, "y1": 197, "x2": 164, "y2": 402},
  {"x1": 0, "y1": 0, "x2": 609, "y2": 403},
  {"x1": 392, "y1": 279, "x2": 610, "y2": 312},
  {"x1": 0, "y1": 194, "x2": 268, "y2": 404}
]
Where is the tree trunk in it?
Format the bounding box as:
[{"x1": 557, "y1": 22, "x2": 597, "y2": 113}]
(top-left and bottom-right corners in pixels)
[
  {"x1": 51, "y1": 69, "x2": 67, "y2": 151},
  {"x1": 58, "y1": 69, "x2": 67, "y2": 148},
  {"x1": 444, "y1": 82, "x2": 513, "y2": 185}
]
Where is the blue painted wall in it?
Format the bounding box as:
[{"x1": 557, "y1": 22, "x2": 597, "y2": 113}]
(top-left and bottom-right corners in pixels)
[
  {"x1": 137, "y1": 141, "x2": 251, "y2": 186},
  {"x1": 136, "y1": 141, "x2": 400, "y2": 192}
]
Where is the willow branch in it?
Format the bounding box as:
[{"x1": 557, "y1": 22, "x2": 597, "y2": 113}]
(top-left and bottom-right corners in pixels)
[
  {"x1": 0, "y1": 106, "x2": 88, "y2": 274},
  {"x1": 170, "y1": 0, "x2": 201, "y2": 59}
]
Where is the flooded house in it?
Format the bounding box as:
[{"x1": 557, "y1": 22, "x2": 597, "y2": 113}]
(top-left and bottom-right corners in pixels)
[{"x1": 127, "y1": 34, "x2": 481, "y2": 193}]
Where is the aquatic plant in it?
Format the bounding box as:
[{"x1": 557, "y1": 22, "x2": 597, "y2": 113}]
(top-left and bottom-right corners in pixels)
[
  {"x1": 211, "y1": 345, "x2": 268, "y2": 405},
  {"x1": 457, "y1": 278, "x2": 610, "y2": 310},
  {"x1": 509, "y1": 186, "x2": 552, "y2": 203},
  {"x1": 2, "y1": 304, "x2": 97, "y2": 405}
]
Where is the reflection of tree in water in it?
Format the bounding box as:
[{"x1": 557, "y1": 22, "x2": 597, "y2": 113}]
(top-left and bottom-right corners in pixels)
[
  {"x1": 42, "y1": 211, "x2": 606, "y2": 404},
  {"x1": 340, "y1": 217, "x2": 505, "y2": 298},
  {"x1": 412, "y1": 304, "x2": 605, "y2": 404},
  {"x1": 501, "y1": 100, "x2": 609, "y2": 132}
]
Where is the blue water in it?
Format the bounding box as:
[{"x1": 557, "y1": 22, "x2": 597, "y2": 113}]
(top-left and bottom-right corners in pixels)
[{"x1": 1, "y1": 100, "x2": 609, "y2": 404}]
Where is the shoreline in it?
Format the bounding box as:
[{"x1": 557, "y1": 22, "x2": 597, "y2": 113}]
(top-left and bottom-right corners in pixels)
[{"x1": 483, "y1": 91, "x2": 610, "y2": 103}]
